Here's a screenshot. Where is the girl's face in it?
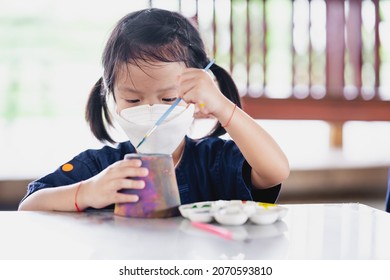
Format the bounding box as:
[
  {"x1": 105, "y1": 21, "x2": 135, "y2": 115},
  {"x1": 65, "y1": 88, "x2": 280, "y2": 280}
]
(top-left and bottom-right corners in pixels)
[{"x1": 114, "y1": 61, "x2": 187, "y2": 112}]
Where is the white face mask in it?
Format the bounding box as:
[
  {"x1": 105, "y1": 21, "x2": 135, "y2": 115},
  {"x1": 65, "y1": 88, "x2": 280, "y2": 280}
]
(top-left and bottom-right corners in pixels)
[{"x1": 111, "y1": 102, "x2": 194, "y2": 155}]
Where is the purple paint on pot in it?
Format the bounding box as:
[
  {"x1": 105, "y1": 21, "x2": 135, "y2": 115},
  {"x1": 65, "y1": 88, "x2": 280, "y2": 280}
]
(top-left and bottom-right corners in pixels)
[{"x1": 114, "y1": 153, "x2": 181, "y2": 218}]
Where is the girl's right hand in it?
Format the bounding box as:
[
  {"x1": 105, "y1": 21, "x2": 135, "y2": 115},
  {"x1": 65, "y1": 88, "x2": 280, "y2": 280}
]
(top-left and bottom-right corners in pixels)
[{"x1": 77, "y1": 159, "x2": 149, "y2": 209}]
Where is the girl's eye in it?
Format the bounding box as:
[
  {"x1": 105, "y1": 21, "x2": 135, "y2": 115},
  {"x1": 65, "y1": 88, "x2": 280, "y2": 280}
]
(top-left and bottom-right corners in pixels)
[
  {"x1": 125, "y1": 99, "x2": 140, "y2": 104},
  {"x1": 162, "y1": 97, "x2": 177, "y2": 103}
]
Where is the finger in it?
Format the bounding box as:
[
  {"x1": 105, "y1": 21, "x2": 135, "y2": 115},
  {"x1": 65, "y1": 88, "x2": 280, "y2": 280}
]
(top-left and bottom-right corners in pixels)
[
  {"x1": 181, "y1": 68, "x2": 213, "y2": 83},
  {"x1": 194, "y1": 111, "x2": 213, "y2": 119},
  {"x1": 103, "y1": 167, "x2": 148, "y2": 183},
  {"x1": 107, "y1": 159, "x2": 142, "y2": 174},
  {"x1": 114, "y1": 192, "x2": 140, "y2": 203},
  {"x1": 110, "y1": 160, "x2": 149, "y2": 177},
  {"x1": 116, "y1": 178, "x2": 145, "y2": 190},
  {"x1": 179, "y1": 73, "x2": 198, "y2": 87},
  {"x1": 178, "y1": 81, "x2": 196, "y2": 99},
  {"x1": 117, "y1": 166, "x2": 149, "y2": 178},
  {"x1": 119, "y1": 159, "x2": 143, "y2": 167},
  {"x1": 180, "y1": 74, "x2": 211, "y2": 97},
  {"x1": 179, "y1": 82, "x2": 198, "y2": 102}
]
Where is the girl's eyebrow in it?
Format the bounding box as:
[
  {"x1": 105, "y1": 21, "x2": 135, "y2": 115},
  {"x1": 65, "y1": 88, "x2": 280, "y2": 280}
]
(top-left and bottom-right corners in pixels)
[
  {"x1": 117, "y1": 85, "x2": 178, "y2": 94},
  {"x1": 117, "y1": 87, "x2": 143, "y2": 94},
  {"x1": 156, "y1": 85, "x2": 178, "y2": 93}
]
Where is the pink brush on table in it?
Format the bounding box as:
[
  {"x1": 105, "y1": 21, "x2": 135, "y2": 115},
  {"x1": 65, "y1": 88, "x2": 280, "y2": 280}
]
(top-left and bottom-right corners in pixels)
[{"x1": 191, "y1": 221, "x2": 248, "y2": 241}]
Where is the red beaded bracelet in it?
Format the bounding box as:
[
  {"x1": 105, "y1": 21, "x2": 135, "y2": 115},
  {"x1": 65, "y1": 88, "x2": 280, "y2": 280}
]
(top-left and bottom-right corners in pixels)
[
  {"x1": 222, "y1": 104, "x2": 237, "y2": 128},
  {"x1": 74, "y1": 181, "x2": 83, "y2": 213}
]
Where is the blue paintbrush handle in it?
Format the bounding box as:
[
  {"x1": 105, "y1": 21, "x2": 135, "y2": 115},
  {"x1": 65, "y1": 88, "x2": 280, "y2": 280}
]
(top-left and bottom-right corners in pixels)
[{"x1": 155, "y1": 97, "x2": 182, "y2": 126}]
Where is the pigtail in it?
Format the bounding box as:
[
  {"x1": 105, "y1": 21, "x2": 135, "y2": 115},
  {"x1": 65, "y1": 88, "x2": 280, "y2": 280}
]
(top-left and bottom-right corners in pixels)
[
  {"x1": 208, "y1": 63, "x2": 242, "y2": 137},
  {"x1": 85, "y1": 78, "x2": 115, "y2": 143}
]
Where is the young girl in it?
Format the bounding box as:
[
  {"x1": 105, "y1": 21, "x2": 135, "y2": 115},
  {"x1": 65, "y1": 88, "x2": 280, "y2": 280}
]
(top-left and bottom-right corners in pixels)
[{"x1": 19, "y1": 8, "x2": 289, "y2": 212}]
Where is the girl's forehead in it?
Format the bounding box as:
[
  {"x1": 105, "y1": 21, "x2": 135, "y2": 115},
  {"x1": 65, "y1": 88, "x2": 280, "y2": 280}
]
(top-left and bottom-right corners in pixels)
[
  {"x1": 115, "y1": 61, "x2": 185, "y2": 90},
  {"x1": 117, "y1": 61, "x2": 185, "y2": 81}
]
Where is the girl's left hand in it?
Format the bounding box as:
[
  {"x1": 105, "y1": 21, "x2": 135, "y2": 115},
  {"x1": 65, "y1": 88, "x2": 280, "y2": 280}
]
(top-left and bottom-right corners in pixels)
[{"x1": 178, "y1": 68, "x2": 228, "y2": 118}]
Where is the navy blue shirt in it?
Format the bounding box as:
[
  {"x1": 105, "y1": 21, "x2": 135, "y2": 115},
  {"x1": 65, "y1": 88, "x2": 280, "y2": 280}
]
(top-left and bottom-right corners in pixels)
[{"x1": 22, "y1": 136, "x2": 281, "y2": 209}]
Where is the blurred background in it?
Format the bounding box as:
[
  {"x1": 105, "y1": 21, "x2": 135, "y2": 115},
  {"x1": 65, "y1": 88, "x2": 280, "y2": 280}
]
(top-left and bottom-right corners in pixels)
[{"x1": 1, "y1": 0, "x2": 390, "y2": 210}]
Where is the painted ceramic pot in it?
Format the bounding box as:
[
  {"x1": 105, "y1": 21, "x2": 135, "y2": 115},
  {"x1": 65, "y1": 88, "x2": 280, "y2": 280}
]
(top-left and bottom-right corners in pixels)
[{"x1": 114, "y1": 153, "x2": 181, "y2": 218}]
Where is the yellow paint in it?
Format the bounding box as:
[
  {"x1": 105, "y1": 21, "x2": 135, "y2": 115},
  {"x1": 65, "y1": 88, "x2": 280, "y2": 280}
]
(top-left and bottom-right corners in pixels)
[{"x1": 258, "y1": 202, "x2": 276, "y2": 209}]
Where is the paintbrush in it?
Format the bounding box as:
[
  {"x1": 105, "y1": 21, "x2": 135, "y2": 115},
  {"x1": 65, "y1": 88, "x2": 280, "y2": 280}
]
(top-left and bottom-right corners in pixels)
[
  {"x1": 191, "y1": 221, "x2": 248, "y2": 241},
  {"x1": 136, "y1": 59, "x2": 215, "y2": 149}
]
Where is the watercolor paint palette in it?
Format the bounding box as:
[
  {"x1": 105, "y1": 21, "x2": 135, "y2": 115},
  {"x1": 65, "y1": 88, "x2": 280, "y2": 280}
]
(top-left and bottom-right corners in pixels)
[{"x1": 179, "y1": 200, "x2": 288, "y2": 226}]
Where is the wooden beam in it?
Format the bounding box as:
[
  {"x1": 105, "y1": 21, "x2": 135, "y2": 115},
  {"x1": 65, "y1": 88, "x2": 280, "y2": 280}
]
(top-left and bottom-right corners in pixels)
[{"x1": 241, "y1": 96, "x2": 390, "y2": 122}]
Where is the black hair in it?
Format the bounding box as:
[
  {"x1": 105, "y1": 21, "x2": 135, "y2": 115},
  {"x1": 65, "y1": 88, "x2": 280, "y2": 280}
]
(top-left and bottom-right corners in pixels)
[{"x1": 86, "y1": 8, "x2": 242, "y2": 143}]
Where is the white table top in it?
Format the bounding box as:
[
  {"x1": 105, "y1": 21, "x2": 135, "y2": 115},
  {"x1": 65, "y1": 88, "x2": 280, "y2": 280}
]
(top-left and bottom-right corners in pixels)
[{"x1": 1, "y1": 203, "x2": 390, "y2": 260}]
